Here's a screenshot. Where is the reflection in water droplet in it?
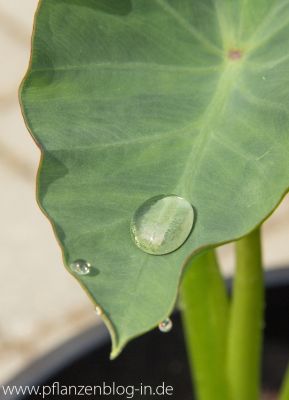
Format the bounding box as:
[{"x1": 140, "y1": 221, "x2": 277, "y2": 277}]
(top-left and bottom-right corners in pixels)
[
  {"x1": 159, "y1": 318, "x2": 173, "y2": 333},
  {"x1": 131, "y1": 195, "x2": 194, "y2": 255},
  {"x1": 95, "y1": 306, "x2": 103, "y2": 316},
  {"x1": 70, "y1": 259, "x2": 91, "y2": 275}
]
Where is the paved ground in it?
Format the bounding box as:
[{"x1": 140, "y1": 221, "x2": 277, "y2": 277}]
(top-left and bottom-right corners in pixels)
[{"x1": 0, "y1": 0, "x2": 289, "y2": 384}]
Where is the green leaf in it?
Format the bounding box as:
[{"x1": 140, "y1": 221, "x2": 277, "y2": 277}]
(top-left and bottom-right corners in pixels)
[{"x1": 20, "y1": 0, "x2": 289, "y2": 356}]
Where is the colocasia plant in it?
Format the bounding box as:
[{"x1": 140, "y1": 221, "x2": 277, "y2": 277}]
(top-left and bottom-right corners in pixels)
[{"x1": 20, "y1": 1, "x2": 289, "y2": 399}]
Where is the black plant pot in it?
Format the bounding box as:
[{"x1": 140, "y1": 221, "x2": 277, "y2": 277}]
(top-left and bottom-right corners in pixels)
[{"x1": 3, "y1": 269, "x2": 289, "y2": 400}]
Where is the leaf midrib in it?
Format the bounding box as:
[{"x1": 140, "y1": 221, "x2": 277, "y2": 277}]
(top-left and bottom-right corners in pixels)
[{"x1": 175, "y1": 60, "x2": 242, "y2": 195}]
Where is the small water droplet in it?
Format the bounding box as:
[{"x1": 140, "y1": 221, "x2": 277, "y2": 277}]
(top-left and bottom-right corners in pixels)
[
  {"x1": 262, "y1": 75, "x2": 266, "y2": 81},
  {"x1": 131, "y1": 195, "x2": 194, "y2": 255},
  {"x1": 159, "y1": 318, "x2": 173, "y2": 333},
  {"x1": 70, "y1": 259, "x2": 91, "y2": 275},
  {"x1": 95, "y1": 306, "x2": 103, "y2": 316}
]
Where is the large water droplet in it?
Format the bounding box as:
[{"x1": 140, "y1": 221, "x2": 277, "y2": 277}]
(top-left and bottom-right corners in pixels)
[
  {"x1": 159, "y1": 318, "x2": 173, "y2": 333},
  {"x1": 131, "y1": 195, "x2": 194, "y2": 255},
  {"x1": 70, "y1": 259, "x2": 91, "y2": 275}
]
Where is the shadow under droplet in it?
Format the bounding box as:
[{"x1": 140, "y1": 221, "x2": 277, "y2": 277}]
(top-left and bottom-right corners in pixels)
[
  {"x1": 89, "y1": 267, "x2": 100, "y2": 277},
  {"x1": 58, "y1": 0, "x2": 132, "y2": 16}
]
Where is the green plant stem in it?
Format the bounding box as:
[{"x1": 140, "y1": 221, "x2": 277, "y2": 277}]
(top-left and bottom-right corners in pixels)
[
  {"x1": 227, "y1": 228, "x2": 264, "y2": 400},
  {"x1": 280, "y1": 363, "x2": 289, "y2": 400},
  {"x1": 180, "y1": 249, "x2": 230, "y2": 400}
]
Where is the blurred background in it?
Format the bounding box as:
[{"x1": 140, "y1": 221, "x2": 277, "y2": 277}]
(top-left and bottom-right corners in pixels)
[
  {"x1": 0, "y1": 0, "x2": 97, "y2": 384},
  {"x1": 0, "y1": 0, "x2": 288, "y2": 385}
]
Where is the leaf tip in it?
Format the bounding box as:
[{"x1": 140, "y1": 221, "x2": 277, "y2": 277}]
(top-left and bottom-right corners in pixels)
[{"x1": 100, "y1": 312, "x2": 124, "y2": 360}]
